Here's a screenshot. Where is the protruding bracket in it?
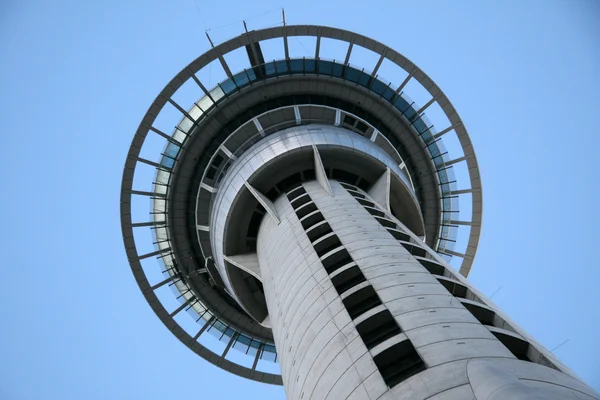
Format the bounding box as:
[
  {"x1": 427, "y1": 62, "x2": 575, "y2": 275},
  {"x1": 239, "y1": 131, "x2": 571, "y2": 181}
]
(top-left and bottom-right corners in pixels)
[
  {"x1": 197, "y1": 224, "x2": 210, "y2": 232},
  {"x1": 261, "y1": 315, "x2": 271, "y2": 329},
  {"x1": 312, "y1": 145, "x2": 333, "y2": 196},
  {"x1": 370, "y1": 129, "x2": 379, "y2": 142},
  {"x1": 245, "y1": 182, "x2": 280, "y2": 224},
  {"x1": 368, "y1": 168, "x2": 392, "y2": 213},
  {"x1": 224, "y1": 253, "x2": 262, "y2": 281}
]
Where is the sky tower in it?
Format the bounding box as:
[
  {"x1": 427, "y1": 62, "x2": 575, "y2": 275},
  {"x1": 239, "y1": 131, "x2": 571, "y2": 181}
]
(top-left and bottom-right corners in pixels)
[{"x1": 120, "y1": 24, "x2": 599, "y2": 399}]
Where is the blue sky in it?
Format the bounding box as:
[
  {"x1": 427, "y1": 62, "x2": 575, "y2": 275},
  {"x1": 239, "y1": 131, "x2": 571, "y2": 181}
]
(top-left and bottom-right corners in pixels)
[{"x1": 1, "y1": 0, "x2": 599, "y2": 398}]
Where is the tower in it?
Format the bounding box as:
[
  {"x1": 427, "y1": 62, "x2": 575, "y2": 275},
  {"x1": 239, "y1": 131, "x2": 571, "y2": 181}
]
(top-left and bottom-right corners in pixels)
[{"x1": 120, "y1": 25, "x2": 599, "y2": 399}]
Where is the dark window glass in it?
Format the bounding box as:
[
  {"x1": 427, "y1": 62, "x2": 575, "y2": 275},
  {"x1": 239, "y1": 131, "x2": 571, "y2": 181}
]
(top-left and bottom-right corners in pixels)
[
  {"x1": 317, "y1": 60, "x2": 334, "y2": 75},
  {"x1": 355, "y1": 120, "x2": 368, "y2": 133},
  {"x1": 289, "y1": 59, "x2": 304, "y2": 73},
  {"x1": 383, "y1": 87, "x2": 396, "y2": 102},
  {"x1": 393, "y1": 96, "x2": 410, "y2": 112},
  {"x1": 212, "y1": 154, "x2": 224, "y2": 168},
  {"x1": 413, "y1": 118, "x2": 427, "y2": 133},
  {"x1": 304, "y1": 59, "x2": 316, "y2": 73},
  {"x1": 404, "y1": 106, "x2": 417, "y2": 121},
  {"x1": 265, "y1": 61, "x2": 277, "y2": 77},
  {"x1": 233, "y1": 71, "x2": 250, "y2": 88},
  {"x1": 165, "y1": 143, "x2": 180, "y2": 159},
  {"x1": 357, "y1": 72, "x2": 370, "y2": 88},
  {"x1": 220, "y1": 79, "x2": 237, "y2": 95},
  {"x1": 247, "y1": 67, "x2": 258, "y2": 82},
  {"x1": 345, "y1": 66, "x2": 361, "y2": 83},
  {"x1": 205, "y1": 165, "x2": 217, "y2": 180},
  {"x1": 343, "y1": 115, "x2": 356, "y2": 126},
  {"x1": 332, "y1": 62, "x2": 344, "y2": 78},
  {"x1": 370, "y1": 79, "x2": 387, "y2": 96},
  {"x1": 275, "y1": 60, "x2": 289, "y2": 74},
  {"x1": 160, "y1": 157, "x2": 175, "y2": 169}
]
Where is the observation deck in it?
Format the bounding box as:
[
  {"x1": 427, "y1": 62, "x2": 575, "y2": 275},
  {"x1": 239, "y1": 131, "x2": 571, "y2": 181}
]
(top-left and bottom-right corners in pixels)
[{"x1": 120, "y1": 25, "x2": 482, "y2": 384}]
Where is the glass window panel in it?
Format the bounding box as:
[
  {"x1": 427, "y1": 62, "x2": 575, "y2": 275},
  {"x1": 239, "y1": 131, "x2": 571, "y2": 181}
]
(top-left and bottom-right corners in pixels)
[
  {"x1": 421, "y1": 130, "x2": 434, "y2": 144},
  {"x1": 370, "y1": 79, "x2": 387, "y2": 96},
  {"x1": 438, "y1": 169, "x2": 449, "y2": 183},
  {"x1": 209, "y1": 85, "x2": 225, "y2": 104},
  {"x1": 382, "y1": 87, "x2": 396, "y2": 102},
  {"x1": 236, "y1": 335, "x2": 252, "y2": 346},
  {"x1": 331, "y1": 62, "x2": 344, "y2": 78},
  {"x1": 265, "y1": 61, "x2": 277, "y2": 77},
  {"x1": 345, "y1": 66, "x2": 361, "y2": 83},
  {"x1": 263, "y1": 344, "x2": 276, "y2": 354},
  {"x1": 433, "y1": 156, "x2": 445, "y2": 169},
  {"x1": 178, "y1": 116, "x2": 193, "y2": 134},
  {"x1": 172, "y1": 128, "x2": 186, "y2": 144},
  {"x1": 246, "y1": 67, "x2": 257, "y2": 83},
  {"x1": 275, "y1": 60, "x2": 289, "y2": 74},
  {"x1": 223, "y1": 327, "x2": 235, "y2": 339},
  {"x1": 289, "y1": 59, "x2": 304, "y2": 73},
  {"x1": 197, "y1": 95, "x2": 214, "y2": 113},
  {"x1": 357, "y1": 71, "x2": 370, "y2": 88},
  {"x1": 164, "y1": 142, "x2": 180, "y2": 159},
  {"x1": 219, "y1": 79, "x2": 237, "y2": 96},
  {"x1": 233, "y1": 71, "x2": 250, "y2": 88},
  {"x1": 317, "y1": 59, "x2": 333, "y2": 76},
  {"x1": 210, "y1": 320, "x2": 227, "y2": 334},
  {"x1": 413, "y1": 118, "x2": 427, "y2": 134},
  {"x1": 404, "y1": 106, "x2": 417, "y2": 121},
  {"x1": 304, "y1": 59, "x2": 316, "y2": 73},
  {"x1": 261, "y1": 349, "x2": 277, "y2": 362},
  {"x1": 393, "y1": 96, "x2": 410, "y2": 113},
  {"x1": 160, "y1": 156, "x2": 175, "y2": 170},
  {"x1": 441, "y1": 183, "x2": 452, "y2": 195}
]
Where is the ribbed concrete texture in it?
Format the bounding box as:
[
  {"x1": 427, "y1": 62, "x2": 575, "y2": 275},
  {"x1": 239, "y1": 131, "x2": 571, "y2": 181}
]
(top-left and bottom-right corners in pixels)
[{"x1": 257, "y1": 180, "x2": 598, "y2": 400}]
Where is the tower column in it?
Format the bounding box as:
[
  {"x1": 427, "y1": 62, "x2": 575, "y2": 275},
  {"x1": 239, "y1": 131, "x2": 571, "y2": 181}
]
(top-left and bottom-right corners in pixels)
[{"x1": 257, "y1": 180, "x2": 597, "y2": 400}]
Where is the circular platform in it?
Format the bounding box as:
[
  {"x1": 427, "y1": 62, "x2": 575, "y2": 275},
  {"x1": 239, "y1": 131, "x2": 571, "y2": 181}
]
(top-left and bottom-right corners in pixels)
[{"x1": 120, "y1": 24, "x2": 482, "y2": 384}]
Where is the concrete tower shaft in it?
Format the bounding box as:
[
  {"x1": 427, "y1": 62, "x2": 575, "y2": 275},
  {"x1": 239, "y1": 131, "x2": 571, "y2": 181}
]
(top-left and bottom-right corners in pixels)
[{"x1": 222, "y1": 131, "x2": 599, "y2": 400}]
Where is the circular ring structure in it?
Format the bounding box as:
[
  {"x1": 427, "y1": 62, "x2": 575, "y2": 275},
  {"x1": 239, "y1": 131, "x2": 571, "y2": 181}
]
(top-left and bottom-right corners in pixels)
[{"x1": 120, "y1": 24, "x2": 482, "y2": 384}]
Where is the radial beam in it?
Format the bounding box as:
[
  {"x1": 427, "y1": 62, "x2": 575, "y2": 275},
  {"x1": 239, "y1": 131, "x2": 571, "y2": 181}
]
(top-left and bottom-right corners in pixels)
[
  {"x1": 449, "y1": 220, "x2": 474, "y2": 226},
  {"x1": 372, "y1": 53, "x2": 385, "y2": 76},
  {"x1": 282, "y1": 9, "x2": 289, "y2": 59},
  {"x1": 451, "y1": 188, "x2": 477, "y2": 195},
  {"x1": 313, "y1": 145, "x2": 333, "y2": 196},
  {"x1": 245, "y1": 182, "x2": 280, "y2": 224},
  {"x1": 433, "y1": 122, "x2": 462, "y2": 140},
  {"x1": 396, "y1": 68, "x2": 415, "y2": 93},
  {"x1": 444, "y1": 155, "x2": 468, "y2": 166},
  {"x1": 205, "y1": 32, "x2": 233, "y2": 78},
  {"x1": 416, "y1": 96, "x2": 438, "y2": 115}
]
